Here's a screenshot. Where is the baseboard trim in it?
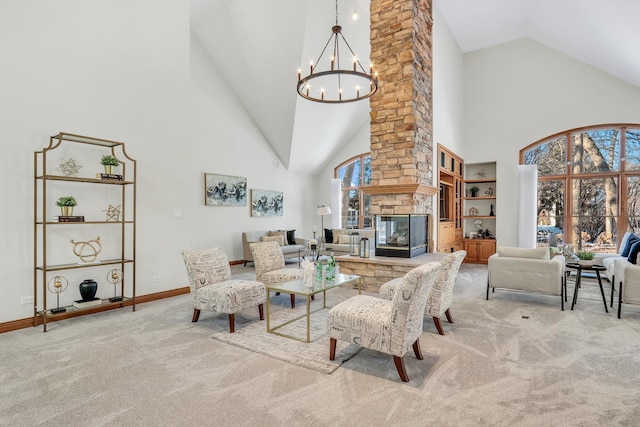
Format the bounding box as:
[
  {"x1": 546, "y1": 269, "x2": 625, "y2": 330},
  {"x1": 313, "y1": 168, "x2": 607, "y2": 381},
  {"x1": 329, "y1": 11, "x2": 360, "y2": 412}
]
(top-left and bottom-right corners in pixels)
[{"x1": 0, "y1": 287, "x2": 190, "y2": 334}]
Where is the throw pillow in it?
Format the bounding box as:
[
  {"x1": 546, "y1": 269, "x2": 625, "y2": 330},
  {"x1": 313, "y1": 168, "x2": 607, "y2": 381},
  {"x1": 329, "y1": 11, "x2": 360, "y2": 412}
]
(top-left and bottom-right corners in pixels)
[
  {"x1": 324, "y1": 228, "x2": 333, "y2": 244},
  {"x1": 621, "y1": 234, "x2": 640, "y2": 257},
  {"x1": 628, "y1": 241, "x2": 640, "y2": 264},
  {"x1": 286, "y1": 229, "x2": 296, "y2": 245},
  {"x1": 337, "y1": 234, "x2": 351, "y2": 244},
  {"x1": 269, "y1": 230, "x2": 288, "y2": 246},
  {"x1": 261, "y1": 235, "x2": 285, "y2": 246}
]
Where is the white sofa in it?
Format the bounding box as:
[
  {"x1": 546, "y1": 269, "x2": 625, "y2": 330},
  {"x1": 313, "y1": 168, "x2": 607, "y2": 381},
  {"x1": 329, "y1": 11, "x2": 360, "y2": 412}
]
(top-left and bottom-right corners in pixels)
[
  {"x1": 323, "y1": 228, "x2": 375, "y2": 255},
  {"x1": 242, "y1": 230, "x2": 306, "y2": 266},
  {"x1": 614, "y1": 258, "x2": 640, "y2": 318},
  {"x1": 487, "y1": 246, "x2": 566, "y2": 310}
]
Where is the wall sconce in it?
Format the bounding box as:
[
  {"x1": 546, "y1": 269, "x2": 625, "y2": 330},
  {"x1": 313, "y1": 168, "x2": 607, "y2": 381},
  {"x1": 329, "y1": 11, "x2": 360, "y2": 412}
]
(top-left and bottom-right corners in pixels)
[
  {"x1": 349, "y1": 232, "x2": 360, "y2": 256},
  {"x1": 359, "y1": 237, "x2": 370, "y2": 258}
]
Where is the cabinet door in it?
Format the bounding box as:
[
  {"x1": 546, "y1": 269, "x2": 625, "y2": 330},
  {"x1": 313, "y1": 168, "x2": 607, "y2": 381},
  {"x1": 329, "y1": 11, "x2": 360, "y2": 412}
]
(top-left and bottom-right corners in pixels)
[
  {"x1": 464, "y1": 240, "x2": 479, "y2": 261},
  {"x1": 478, "y1": 241, "x2": 496, "y2": 263}
]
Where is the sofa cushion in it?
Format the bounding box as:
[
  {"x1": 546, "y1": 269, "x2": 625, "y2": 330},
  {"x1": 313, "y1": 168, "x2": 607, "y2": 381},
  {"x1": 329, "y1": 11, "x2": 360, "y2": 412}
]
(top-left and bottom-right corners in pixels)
[
  {"x1": 269, "y1": 230, "x2": 288, "y2": 246},
  {"x1": 621, "y1": 234, "x2": 640, "y2": 257},
  {"x1": 286, "y1": 229, "x2": 296, "y2": 245},
  {"x1": 261, "y1": 235, "x2": 285, "y2": 246},
  {"x1": 628, "y1": 241, "x2": 640, "y2": 264},
  {"x1": 497, "y1": 246, "x2": 550, "y2": 260},
  {"x1": 324, "y1": 228, "x2": 334, "y2": 243},
  {"x1": 337, "y1": 234, "x2": 352, "y2": 244}
]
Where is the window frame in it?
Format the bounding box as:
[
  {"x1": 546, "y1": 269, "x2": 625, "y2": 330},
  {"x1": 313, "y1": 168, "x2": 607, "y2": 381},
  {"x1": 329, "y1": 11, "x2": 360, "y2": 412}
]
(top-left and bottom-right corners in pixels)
[{"x1": 335, "y1": 153, "x2": 372, "y2": 229}]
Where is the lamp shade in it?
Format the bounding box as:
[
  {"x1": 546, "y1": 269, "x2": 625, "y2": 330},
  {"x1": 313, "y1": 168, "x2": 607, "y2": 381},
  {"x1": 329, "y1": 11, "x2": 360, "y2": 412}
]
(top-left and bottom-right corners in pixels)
[{"x1": 317, "y1": 206, "x2": 332, "y2": 216}]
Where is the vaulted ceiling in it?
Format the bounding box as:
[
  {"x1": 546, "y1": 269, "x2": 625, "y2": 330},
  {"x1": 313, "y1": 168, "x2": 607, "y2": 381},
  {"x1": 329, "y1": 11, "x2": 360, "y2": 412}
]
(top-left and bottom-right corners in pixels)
[{"x1": 190, "y1": 0, "x2": 640, "y2": 174}]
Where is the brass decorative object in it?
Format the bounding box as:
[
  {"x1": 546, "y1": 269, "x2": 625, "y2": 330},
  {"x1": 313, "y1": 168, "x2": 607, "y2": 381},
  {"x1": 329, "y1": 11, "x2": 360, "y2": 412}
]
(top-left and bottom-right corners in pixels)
[
  {"x1": 475, "y1": 169, "x2": 487, "y2": 178},
  {"x1": 70, "y1": 236, "x2": 102, "y2": 263},
  {"x1": 56, "y1": 158, "x2": 82, "y2": 177},
  {"x1": 469, "y1": 207, "x2": 479, "y2": 216},
  {"x1": 47, "y1": 275, "x2": 68, "y2": 313},
  {"x1": 485, "y1": 187, "x2": 494, "y2": 196},
  {"x1": 105, "y1": 204, "x2": 121, "y2": 221},
  {"x1": 107, "y1": 268, "x2": 123, "y2": 302}
]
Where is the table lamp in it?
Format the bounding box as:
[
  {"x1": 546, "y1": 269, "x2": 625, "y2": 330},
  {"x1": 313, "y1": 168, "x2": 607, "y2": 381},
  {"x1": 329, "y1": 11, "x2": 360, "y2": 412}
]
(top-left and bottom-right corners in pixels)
[{"x1": 317, "y1": 205, "x2": 332, "y2": 248}]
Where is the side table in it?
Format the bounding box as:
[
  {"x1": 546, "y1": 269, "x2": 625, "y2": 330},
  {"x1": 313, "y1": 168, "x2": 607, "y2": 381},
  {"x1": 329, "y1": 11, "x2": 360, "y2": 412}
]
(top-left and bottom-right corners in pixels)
[{"x1": 566, "y1": 262, "x2": 608, "y2": 312}]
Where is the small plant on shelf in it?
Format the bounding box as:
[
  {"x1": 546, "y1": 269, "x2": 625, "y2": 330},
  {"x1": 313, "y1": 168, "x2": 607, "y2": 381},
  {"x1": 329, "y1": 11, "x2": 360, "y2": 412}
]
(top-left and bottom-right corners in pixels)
[
  {"x1": 55, "y1": 196, "x2": 77, "y2": 207},
  {"x1": 101, "y1": 155, "x2": 120, "y2": 174},
  {"x1": 100, "y1": 155, "x2": 120, "y2": 166},
  {"x1": 469, "y1": 186, "x2": 479, "y2": 197},
  {"x1": 55, "y1": 196, "x2": 77, "y2": 216}
]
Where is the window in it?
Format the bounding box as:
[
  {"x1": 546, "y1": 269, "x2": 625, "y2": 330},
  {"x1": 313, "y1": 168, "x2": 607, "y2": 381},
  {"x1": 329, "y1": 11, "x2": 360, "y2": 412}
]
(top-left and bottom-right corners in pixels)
[
  {"x1": 336, "y1": 153, "x2": 372, "y2": 229},
  {"x1": 521, "y1": 124, "x2": 640, "y2": 252}
]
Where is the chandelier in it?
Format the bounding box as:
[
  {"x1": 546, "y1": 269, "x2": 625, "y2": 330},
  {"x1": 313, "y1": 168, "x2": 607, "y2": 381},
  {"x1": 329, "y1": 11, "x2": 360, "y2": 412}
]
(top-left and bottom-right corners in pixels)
[{"x1": 296, "y1": 0, "x2": 378, "y2": 104}]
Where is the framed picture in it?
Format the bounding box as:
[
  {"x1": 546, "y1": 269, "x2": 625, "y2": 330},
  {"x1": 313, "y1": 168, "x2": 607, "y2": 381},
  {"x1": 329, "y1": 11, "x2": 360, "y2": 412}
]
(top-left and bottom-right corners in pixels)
[
  {"x1": 251, "y1": 189, "x2": 283, "y2": 217},
  {"x1": 204, "y1": 174, "x2": 247, "y2": 206}
]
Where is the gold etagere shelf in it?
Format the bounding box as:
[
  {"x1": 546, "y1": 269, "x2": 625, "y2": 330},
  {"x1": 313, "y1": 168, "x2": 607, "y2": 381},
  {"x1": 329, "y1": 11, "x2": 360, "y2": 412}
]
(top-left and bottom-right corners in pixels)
[{"x1": 33, "y1": 132, "x2": 137, "y2": 332}]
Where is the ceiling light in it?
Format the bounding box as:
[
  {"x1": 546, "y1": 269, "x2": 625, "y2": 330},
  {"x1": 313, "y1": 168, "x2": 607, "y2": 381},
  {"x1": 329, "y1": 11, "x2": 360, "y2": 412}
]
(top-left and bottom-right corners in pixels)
[
  {"x1": 351, "y1": 11, "x2": 358, "y2": 21},
  {"x1": 296, "y1": 0, "x2": 377, "y2": 104}
]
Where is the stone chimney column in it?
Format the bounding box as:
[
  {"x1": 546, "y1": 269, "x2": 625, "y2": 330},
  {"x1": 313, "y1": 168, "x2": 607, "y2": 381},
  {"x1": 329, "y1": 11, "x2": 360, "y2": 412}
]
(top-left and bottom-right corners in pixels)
[{"x1": 368, "y1": 0, "x2": 436, "y2": 216}]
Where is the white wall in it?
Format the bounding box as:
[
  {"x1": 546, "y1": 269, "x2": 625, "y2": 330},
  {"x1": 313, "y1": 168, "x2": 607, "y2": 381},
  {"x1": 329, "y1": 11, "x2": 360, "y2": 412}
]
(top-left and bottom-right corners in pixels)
[
  {"x1": 190, "y1": 35, "x2": 314, "y2": 253},
  {"x1": 0, "y1": 0, "x2": 190, "y2": 323},
  {"x1": 463, "y1": 38, "x2": 640, "y2": 246}
]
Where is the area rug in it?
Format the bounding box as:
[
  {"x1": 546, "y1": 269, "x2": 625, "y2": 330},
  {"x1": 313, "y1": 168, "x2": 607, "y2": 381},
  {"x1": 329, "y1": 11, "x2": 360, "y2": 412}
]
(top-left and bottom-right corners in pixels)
[{"x1": 211, "y1": 300, "x2": 361, "y2": 374}]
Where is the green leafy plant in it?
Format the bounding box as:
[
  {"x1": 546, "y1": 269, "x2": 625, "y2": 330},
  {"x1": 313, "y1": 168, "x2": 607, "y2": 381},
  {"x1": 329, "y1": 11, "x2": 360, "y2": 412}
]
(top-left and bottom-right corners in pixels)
[
  {"x1": 55, "y1": 196, "x2": 77, "y2": 207},
  {"x1": 469, "y1": 186, "x2": 480, "y2": 196},
  {"x1": 576, "y1": 250, "x2": 595, "y2": 260},
  {"x1": 100, "y1": 155, "x2": 120, "y2": 166}
]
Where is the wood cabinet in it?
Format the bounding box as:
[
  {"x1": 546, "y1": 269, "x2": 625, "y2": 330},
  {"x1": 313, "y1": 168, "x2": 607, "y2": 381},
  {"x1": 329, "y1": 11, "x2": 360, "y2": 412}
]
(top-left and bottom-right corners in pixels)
[
  {"x1": 34, "y1": 132, "x2": 136, "y2": 331},
  {"x1": 463, "y1": 238, "x2": 496, "y2": 263},
  {"x1": 437, "y1": 144, "x2": 464, "y2": 253},
  {"x1": 462, "y1": 162, "x2": 497, "y2": 263}
]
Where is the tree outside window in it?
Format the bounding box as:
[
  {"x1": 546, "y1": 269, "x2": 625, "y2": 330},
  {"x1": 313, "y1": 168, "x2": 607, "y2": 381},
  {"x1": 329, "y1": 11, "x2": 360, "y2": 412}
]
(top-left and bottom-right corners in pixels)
[
  {"x1": 522, "y1": 125, "x2": 640, "y2": 252},
  {"x1": 336, "y1": 154, "x2": 372, "y2": 229}
]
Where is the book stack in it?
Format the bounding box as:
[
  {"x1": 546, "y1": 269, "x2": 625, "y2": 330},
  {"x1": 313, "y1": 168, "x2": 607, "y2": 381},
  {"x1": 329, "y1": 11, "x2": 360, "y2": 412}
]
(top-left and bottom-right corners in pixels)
[
  {"x1": 73, "y1": 298, "x2": 102, "y2": 309},
  {"x1": 96, "y1": 173, "x2": 123, "y2": 181},
  {"x1": 58, "y1": 216, "x2": 85, "y2": 222}
]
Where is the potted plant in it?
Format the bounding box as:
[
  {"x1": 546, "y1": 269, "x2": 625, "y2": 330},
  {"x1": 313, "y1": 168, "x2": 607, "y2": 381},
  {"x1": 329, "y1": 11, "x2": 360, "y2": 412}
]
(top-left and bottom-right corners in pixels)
[
  {"x1": 469, "y1": 186, "x2": 480, "y2": 197},
  {"x1": 100, "y1": 155, "x2": 120, "y2": 174},
  {"x1": 56, "y1": 196, "x2": 77, "y2": 216},
  {"x1": 576, "y1": 250, "x2": 595, "y2": 266}
]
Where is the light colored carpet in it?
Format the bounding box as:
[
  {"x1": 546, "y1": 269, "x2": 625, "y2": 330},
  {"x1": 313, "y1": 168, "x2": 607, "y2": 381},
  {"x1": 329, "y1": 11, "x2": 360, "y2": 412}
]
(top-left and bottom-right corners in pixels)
[
  {"x1": 1, "y1": 263, "x2": 640, "y2": 427},
  {"x1": 212, "y1": 299, "x2": 361, "y2": 374}
]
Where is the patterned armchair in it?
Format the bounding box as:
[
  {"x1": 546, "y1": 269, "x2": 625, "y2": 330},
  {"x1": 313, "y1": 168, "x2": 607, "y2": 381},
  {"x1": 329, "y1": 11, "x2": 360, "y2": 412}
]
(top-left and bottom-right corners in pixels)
[
  {"x1": 379, "y1": 250, "x2": 466, "y2": 335},
  {"x1": 250, "y1": 241, "x2": 306, "y2": 308},
  {"x1": 181, "y1": 247, "x2": 266, "y2": 333},
  {"x1": 326, "y1": 262, "x2": 441, "y2": 382}
]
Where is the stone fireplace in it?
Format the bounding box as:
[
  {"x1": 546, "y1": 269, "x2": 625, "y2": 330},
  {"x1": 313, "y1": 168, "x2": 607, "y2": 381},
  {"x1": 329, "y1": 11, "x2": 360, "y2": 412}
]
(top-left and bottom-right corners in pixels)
[{"x1": 374, "y1": 214, "x2": 429, "y2": 258}]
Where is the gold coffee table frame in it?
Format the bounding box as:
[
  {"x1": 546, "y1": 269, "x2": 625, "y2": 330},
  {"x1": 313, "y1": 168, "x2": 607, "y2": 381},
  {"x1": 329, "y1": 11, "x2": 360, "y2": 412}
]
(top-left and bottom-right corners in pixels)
[{"x1": 266, "y1": 273, "x2": 361, "y2": 343}]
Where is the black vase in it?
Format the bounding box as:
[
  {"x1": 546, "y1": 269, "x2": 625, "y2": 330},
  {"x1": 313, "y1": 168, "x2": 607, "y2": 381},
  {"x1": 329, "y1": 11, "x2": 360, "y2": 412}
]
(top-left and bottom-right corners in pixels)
[{"x1": 79, "y1": 279, "x2": 98, "y2": 301}]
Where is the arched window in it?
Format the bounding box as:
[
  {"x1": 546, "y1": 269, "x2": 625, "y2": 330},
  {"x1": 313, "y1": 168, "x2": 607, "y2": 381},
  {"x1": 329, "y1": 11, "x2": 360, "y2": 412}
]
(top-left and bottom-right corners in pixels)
[
  {"x1": 521, "y1": 124, "x2": 640, "y2": 252},
  {"x1": 335, "y1": 153, "x2": 372, "y2": 229}
]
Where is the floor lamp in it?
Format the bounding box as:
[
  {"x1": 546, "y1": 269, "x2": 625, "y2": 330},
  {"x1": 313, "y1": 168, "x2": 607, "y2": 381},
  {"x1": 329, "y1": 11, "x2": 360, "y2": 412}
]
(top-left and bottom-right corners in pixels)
[{"x1": 317, "y1": 205, "x2": 332, "y2": 249}]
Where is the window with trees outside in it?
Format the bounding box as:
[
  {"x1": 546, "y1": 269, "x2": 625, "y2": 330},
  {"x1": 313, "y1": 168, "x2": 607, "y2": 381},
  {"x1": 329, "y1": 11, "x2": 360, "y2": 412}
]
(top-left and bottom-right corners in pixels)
[
  {"x1": 335, "y1": 153, "x2": 372, "y2": 229},
  {"x1": 521, "y1": 124, "x2": 640, "y2": 253}
]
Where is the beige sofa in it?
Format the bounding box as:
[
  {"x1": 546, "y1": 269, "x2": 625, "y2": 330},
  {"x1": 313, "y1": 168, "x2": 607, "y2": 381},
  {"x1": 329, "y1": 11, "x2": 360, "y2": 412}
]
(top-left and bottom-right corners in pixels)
[
  {"x1": 323, "y1": 228, "x2": 375, "y2": 255},
  {"x1": 242, "y1": 231, "x2": 306, "y2": 266},
  {"x1": 487, "y1": 246, "x2": 566, "y2": 310}
]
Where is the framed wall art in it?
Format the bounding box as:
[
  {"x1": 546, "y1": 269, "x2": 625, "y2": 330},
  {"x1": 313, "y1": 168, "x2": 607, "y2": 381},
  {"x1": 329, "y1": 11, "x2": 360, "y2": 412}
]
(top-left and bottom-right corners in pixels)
[
  {"x1": 251, "y1": 189, "x2": 283, "y2": 217},
  {"x1": 204, "y1": 173, "x2": 247, "y2": 206}
]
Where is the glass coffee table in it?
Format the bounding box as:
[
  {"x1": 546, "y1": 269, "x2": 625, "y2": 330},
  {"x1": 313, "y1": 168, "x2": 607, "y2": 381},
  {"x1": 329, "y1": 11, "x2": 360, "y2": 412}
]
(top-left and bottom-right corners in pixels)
[{"x1": 266, "y1": 273, "x2": 361, "y2": 343}]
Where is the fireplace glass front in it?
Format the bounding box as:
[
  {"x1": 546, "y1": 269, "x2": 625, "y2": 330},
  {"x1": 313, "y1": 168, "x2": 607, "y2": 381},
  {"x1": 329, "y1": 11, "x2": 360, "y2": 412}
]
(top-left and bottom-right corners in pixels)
[{"x1": 374, "y1": 214, "x2": 428, "y2": 258}]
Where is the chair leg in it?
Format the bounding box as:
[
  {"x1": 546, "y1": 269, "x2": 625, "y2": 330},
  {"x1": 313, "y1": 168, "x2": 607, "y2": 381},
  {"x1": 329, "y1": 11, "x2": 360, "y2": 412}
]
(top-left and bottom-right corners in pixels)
[
  {"x1": 486, "y1": 278, "x2": 490, "y2": 300},
  {"x1": 393, "y1": 356, "x2": 410, "y2": 382},
  {"x1": 433, "y1": 317, "x2": 445, "y2": 335},
  {"x1": 258, "y1": 303, "x2": 264, "y2": 320},
  {"x1": 192, "y1": 309, "x2": 201, "y2": 322},
  {"x1": 228, "y1": 313, "x2": 235, "y2": 333},
  {"x1": 412, "y1": 338, "x2": 423, "y2": 360},
  {"x1": 290, "y1": 294, "x2": 295, "y2": 309},
  {"x1": 618, "y1": 281, "x2": 623, "y2": 319},
  {"x1": 444, "y1": 309, "x2": 454, "y2": 323},
  {"x1": 329, "y1": 338, "x2": 337, "y2": 360},
  {"x1": 610, "y1": 275, "x2": 615, "y2": 308}
]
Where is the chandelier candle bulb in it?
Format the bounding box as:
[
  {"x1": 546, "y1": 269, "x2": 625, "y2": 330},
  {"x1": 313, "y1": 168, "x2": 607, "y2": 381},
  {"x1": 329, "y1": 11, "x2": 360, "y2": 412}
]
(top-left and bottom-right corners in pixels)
[{"x1": 297, "y1": 69, "x2": 301, "y2": 80}]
